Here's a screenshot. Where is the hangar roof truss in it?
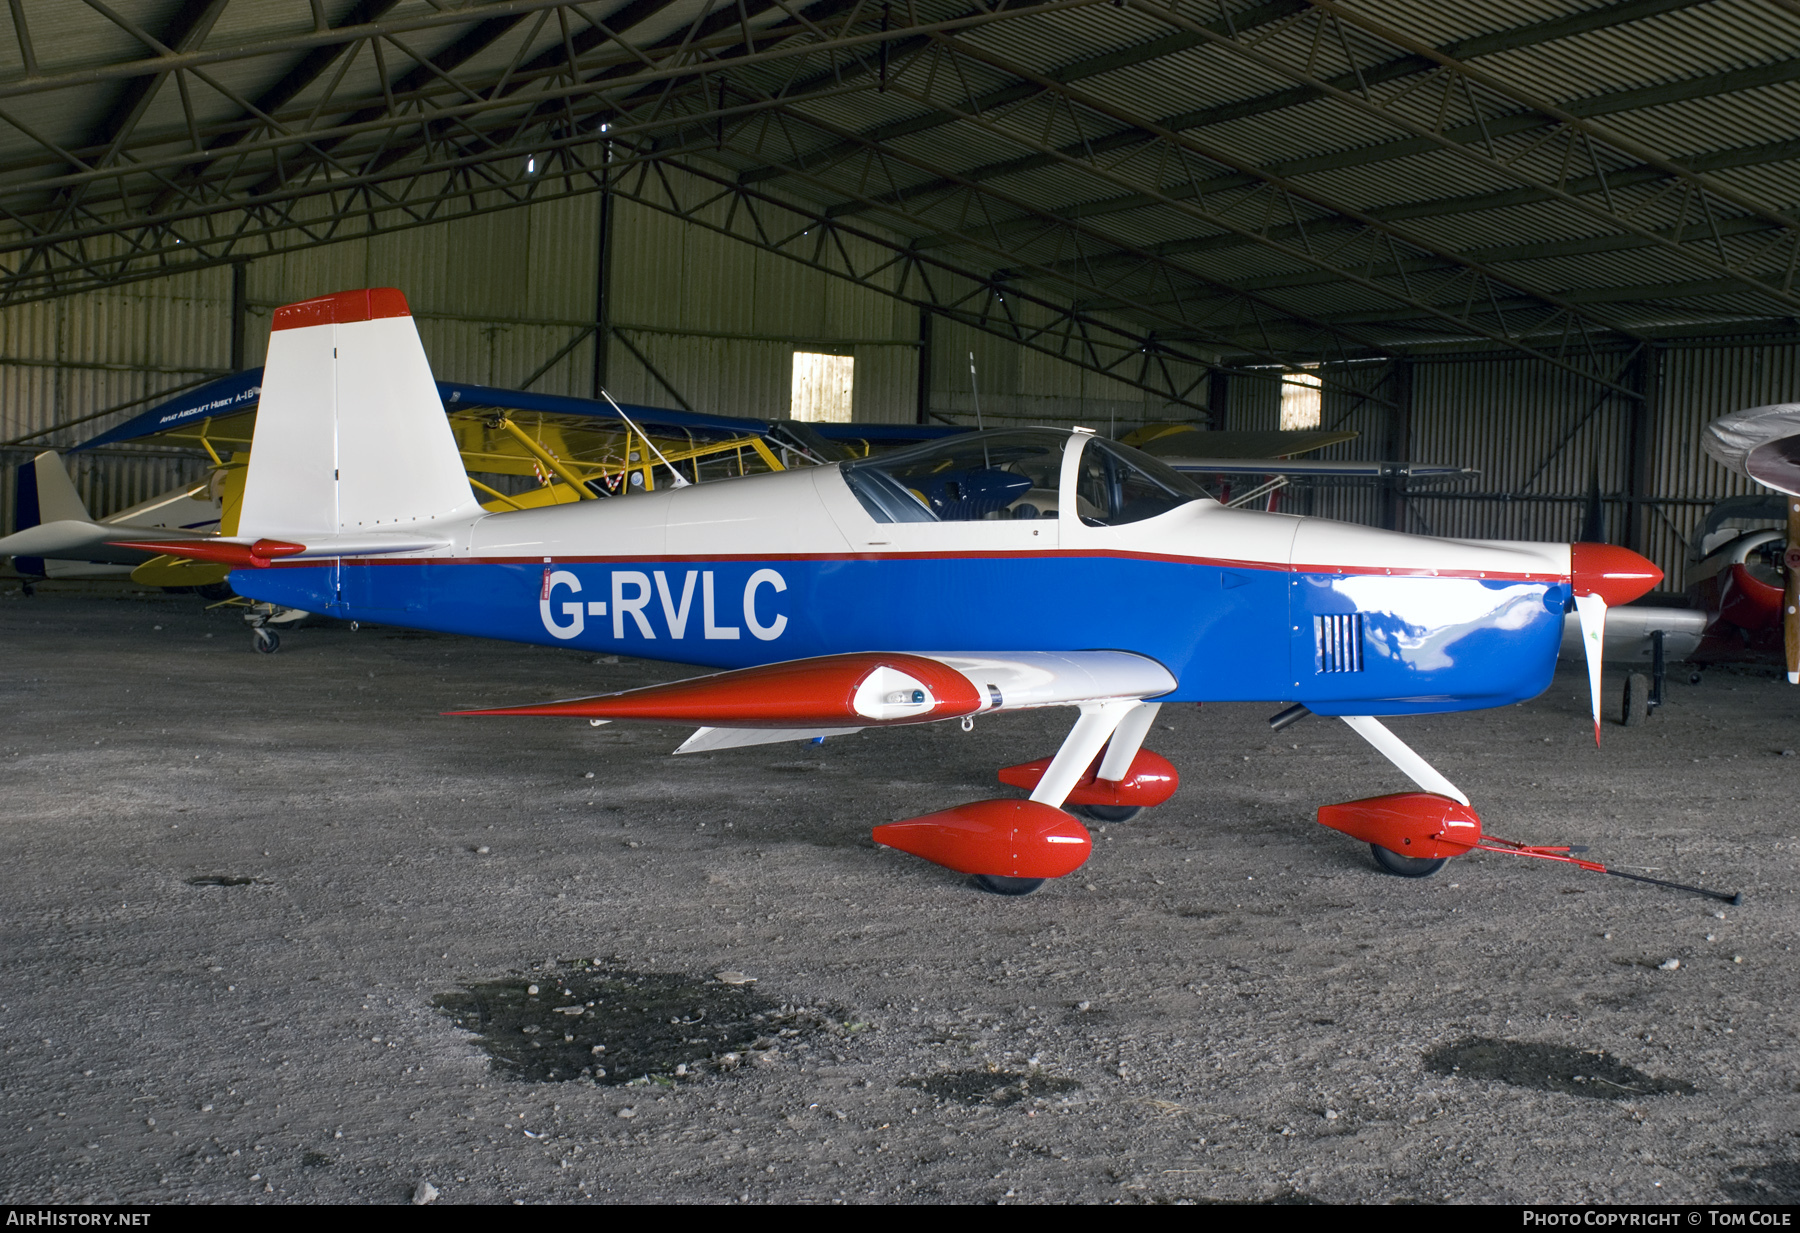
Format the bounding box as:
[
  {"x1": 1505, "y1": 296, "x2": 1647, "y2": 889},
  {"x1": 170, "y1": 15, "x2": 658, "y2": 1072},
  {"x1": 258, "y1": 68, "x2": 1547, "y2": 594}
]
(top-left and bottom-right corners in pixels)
[{"x1": 2, "y1": 0, "x2": 1797, "y2": 399}]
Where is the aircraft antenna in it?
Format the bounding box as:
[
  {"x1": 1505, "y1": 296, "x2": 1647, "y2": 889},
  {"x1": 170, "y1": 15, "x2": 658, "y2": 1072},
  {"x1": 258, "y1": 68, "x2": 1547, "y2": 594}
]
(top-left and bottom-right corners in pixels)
[
  {"x1": 968, "y1": 351, "x2": 990, "y2": 468},
  {"x1": 595, "y1": 387, "x2": 691, "y2": 488}
]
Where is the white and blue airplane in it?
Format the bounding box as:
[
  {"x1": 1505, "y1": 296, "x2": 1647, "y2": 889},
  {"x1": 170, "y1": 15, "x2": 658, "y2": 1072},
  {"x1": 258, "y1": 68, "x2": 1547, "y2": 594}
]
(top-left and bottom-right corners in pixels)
[{"x1": 119, "y1": 288, "x2": 1663, "y2": 895}]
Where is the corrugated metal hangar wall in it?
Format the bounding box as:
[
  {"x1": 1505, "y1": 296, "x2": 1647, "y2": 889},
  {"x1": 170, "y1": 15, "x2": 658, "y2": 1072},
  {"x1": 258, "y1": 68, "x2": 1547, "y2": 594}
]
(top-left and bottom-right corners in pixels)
[{"x1": 1, "y1": 167, "x2": 1794, "y2": 594}]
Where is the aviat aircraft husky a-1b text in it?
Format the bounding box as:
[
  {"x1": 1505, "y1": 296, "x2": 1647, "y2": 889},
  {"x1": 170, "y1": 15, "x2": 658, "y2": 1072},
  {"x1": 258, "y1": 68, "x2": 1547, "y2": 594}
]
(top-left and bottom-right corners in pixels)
[{"x1": 124, "y1": 288, "x2": 1669, "y2": 897}]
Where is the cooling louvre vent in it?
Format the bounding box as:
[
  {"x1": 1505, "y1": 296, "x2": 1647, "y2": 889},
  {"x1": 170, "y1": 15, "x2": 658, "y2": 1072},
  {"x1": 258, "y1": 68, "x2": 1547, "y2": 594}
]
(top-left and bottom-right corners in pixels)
[{"x1": 1316, "y1": 614, "x2": 1365, "y2": 673}]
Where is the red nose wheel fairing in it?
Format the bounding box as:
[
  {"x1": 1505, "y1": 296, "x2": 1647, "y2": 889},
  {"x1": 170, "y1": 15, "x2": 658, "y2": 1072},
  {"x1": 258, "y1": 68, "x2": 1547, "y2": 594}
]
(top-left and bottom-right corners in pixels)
[{"x1": 1319, "y1": 792, "x2": 1741, "y2": 904}]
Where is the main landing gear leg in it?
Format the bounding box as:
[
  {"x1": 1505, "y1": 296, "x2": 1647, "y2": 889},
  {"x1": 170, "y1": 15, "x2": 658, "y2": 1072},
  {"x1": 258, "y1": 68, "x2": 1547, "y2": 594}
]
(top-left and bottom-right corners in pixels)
[
  {"x1": 971, "y1": 700, "x2": 1139, "y2": 897},
  {"x1": 1077, "y1": 702, "x2": 1162, "y2": 823},
  {"x1": 1337, "y1": 715, "x2": 1470, "y2": 878},
  {"x1": 1028, "y1": 701, "x2": 1143, "y2": 809}
]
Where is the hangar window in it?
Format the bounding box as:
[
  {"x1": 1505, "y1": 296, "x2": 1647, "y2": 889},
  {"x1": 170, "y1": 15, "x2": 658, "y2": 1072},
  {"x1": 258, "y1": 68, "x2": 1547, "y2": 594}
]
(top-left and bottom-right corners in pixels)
[
  {"x1": 791, "y1": 351, "x2": 854, "y2": 422},
  {"x1": 1280, "y1": 366, "x2": 1321, "y2": 431}
]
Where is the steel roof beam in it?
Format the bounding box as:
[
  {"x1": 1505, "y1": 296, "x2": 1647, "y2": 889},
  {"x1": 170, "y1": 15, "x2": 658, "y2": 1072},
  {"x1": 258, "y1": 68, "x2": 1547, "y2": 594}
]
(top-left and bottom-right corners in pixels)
[
  {"x1": 824, "y1": 0, "x2": 1710, "y2": 222},
  {"x1": 912, "y1": 62, "x2": 1800, "y2": 256},
  {"x1": 0, "y1": 0, "x2": 1080, "y2": 215},
  {"x1": 1126, "y1": 0, "x2": 1800, "y2": 316},
  {"x1": 681, "y1": 98, "x2": 1405, "y2": 382},
  {"x1": 739, "y1": 0, "x2": 1311, "y2": 190},
  {"x1": 877, "y1": 35, "x2": 1645, "y2": 394}
]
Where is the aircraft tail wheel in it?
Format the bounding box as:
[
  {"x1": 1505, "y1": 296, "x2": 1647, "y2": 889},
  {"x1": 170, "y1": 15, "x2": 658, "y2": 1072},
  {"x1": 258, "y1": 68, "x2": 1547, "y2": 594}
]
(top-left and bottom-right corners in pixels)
[
  {"x1": 971, "y1": 874, "x2": 1046, "y2": 896},
  {"x1": 252, "y1": 627, "x2": 280, "y2": 655},
  {"x1": 20, "y1": 580, "x2": 34, "y2": 597},
  {"x1": 1688, "y1": 671, "x2": 1703, "y2": 685},
  {"x1": 1369, "y1": 844, "x2": 1448, "y2": 878},
  {"x1": 1077, "y1": 804, "x2": 1143, "y2": 823},
  {"x1": 1621, "y1": 673, "x2": 1651, "y2": 726}
]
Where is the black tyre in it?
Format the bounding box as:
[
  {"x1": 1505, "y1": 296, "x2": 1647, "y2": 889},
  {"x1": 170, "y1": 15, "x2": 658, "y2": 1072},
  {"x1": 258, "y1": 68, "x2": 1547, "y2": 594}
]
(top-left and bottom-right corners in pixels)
[
  {"x1": 1078, "y1": 803, "x2": 1143, "y2": 823},
  {"x1": 252, "y1": 628, "x2": 280, "y2": 654},
  {"x1": 1621, "y1": 673, "x2": 1651, "y2": 726},
  {"x1": 197, "y1": 582, "x2": 235, "y2": 602},
  {"x1": 1369, "y1": 843, "x2": 1447, "y2": 879},
  {"x1": 971, "y1": 874, "x2": 1046, "y2": 896},
  {"x1": 20, "y1": 580, "x2": 35, "y2": 597}
]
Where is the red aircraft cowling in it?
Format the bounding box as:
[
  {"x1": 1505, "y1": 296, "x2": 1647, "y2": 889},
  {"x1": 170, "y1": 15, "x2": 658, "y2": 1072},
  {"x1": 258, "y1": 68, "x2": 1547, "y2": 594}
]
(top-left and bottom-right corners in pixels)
[
  {"x1": 1316, "y1": 792, "x2": 1483, "y2": 861},
  {"x1": 873, "y1": 799, "x2": 1093, "y2": 879},
  {"x1": 1569, "y1": 542, "x2": 1663, "y2": 606},
  {"x1": 448, "y1": 651, "x2": 983, "y2": 727},
  {"x1": 996, "y1": 749, "x2": 1179, "y2": 808},
  {"x1": 1718, "y1": 561, "x2": 1783, "y2": 632}
]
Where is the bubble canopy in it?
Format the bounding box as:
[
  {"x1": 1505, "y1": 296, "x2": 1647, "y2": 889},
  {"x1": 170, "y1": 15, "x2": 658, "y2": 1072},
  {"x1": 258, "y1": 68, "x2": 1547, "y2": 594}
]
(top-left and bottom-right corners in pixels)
[{"x1": 840, "y1": 429, "x2": 1207, "y2": 526}]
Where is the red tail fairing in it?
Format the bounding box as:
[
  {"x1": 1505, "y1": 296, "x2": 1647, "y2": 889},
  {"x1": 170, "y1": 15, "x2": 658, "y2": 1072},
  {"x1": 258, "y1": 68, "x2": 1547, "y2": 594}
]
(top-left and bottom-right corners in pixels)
[{"x1": 107, "y1": 538, "x2": 304, "y2": 569}]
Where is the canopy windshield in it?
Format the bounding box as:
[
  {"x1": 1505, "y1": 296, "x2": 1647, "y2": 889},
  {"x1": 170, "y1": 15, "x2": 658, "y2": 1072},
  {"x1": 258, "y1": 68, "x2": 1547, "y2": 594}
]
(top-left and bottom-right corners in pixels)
[
  {"x1": 1073, "y1": 437, "x2": 1210, "y2": 526},
  {"x1": 839, "y1": 429, "x2": 1206, "y2": 526},
  {"x1": 841, "y1": 429, "x2": 1067, "y2": 523}
]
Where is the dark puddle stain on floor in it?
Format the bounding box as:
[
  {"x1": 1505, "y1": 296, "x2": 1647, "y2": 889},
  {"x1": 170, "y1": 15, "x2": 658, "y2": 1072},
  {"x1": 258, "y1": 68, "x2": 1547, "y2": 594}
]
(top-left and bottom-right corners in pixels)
[
  {"x1": 434, "y1": 961, "x2": 853, "y2": 1085},
  {"x1": 1424, "y1": 1037, "x2": 1693, "y2": 1099},
  {"x1": 185, "y1": 875, "x2": 262, "y2": 887},
  {"x1": 903, "y1": 1068, "x2": 1081, "y2": 1107},
  {"x1": 1722, "y1": 1160, "x2": 1800, "y2": 1202}
]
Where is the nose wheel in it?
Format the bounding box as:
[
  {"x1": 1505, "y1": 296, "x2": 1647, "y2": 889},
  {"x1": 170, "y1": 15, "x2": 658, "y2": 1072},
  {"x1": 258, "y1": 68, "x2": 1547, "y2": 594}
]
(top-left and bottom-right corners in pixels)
[
  {"x1": 1369, "y1": 844, "x2": 1448, "y2": 878},
  {"x1": 252, "y1": 626, "x2": 280, "y2": 654}
]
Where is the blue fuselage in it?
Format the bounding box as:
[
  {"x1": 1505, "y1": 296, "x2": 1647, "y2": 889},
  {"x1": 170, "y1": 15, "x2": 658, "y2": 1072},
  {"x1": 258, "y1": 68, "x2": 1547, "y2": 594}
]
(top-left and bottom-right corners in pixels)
[{"x1": 233, "y1": 548, "x2": 1570, "y2": 717}]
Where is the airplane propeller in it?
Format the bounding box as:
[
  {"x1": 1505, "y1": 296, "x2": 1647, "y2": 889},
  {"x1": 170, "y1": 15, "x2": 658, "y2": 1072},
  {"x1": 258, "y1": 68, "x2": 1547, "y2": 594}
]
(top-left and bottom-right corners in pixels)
[
  {"x1": 1573, "y1": 590, "x2": 1608, "y2": 746},
  {"x1": 1569, "y1": 542, "x2": 1664, "y2": 746}
]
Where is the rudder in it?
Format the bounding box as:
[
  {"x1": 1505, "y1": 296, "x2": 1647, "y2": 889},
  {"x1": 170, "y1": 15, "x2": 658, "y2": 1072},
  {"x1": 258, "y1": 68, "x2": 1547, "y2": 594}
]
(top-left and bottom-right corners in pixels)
[{"x1": 238, "y1": 288, "x2": 478, "y2": 540}]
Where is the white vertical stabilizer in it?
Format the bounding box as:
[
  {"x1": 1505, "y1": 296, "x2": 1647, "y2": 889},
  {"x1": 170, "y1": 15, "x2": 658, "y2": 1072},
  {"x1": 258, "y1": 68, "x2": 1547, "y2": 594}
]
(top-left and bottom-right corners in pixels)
[
  {"x1": 238, "y1": 288, "x2": 480, "y2": 541},
  {"x1": 29, "y1": 451, "x2": 92, "y2": 524}
]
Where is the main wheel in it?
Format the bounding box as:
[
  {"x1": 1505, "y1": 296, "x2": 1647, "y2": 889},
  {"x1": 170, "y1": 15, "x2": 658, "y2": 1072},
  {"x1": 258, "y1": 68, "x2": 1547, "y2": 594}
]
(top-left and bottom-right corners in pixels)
[
  {"x1": 252, "y1": 627, "x2": 280, "y2": 654},
  {"x1": 1078, "y1": 804, "x2": 1142, "y2": 823},
  {"x1": 1621, "y1": 672, "x2": 1651, "y2": 726},
  {"x1": 1369, "y1": 843, "x2": 1447, "y2": 878},
  {"x1": 971, "y1": 874, "x2": 1046, "y2": 896}
]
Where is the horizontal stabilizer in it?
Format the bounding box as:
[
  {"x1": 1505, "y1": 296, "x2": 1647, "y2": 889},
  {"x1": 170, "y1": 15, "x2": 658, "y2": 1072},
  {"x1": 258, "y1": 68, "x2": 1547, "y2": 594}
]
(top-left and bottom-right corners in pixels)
[
  {"x1": 674, "y1": 726, "x2": 864, "y2": 754},
  {"x1": 108, "y1": 537, "x2": 304, "y2": 569},
  {"x1": 108, "y1": 532, "x2": 449, "y2": 568},
  {"x1": 3, "y1": 518, "x2": 201, "y2": 559}
]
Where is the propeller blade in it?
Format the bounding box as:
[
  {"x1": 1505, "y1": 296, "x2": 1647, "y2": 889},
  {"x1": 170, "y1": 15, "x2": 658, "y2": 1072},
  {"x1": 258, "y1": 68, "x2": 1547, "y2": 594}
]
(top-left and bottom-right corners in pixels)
[
  {"x1": 1786, "y1": 499, "x2": 1800, "y2": 684},
  {"x1": 1574, "y1": 591, "x2": 1608, "y2": 747}
]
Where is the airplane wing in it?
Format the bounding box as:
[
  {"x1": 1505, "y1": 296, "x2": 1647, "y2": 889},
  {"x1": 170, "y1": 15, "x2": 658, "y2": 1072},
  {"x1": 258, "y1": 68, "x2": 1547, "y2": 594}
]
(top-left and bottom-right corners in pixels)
[
  {"x1": 450, "y1": 650, "x2": 1177, "y2": 752},
  {"x1": 1158, "y1": 456, "x2": 1476, "y2": 479}
]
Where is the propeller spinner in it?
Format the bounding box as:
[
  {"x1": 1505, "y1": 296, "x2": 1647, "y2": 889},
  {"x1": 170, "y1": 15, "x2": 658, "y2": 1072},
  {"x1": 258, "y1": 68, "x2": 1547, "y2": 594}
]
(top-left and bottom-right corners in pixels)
[{"x1": 1569, "y1": 542, "x2": 1664, "y2": 745}]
